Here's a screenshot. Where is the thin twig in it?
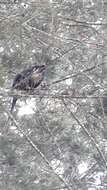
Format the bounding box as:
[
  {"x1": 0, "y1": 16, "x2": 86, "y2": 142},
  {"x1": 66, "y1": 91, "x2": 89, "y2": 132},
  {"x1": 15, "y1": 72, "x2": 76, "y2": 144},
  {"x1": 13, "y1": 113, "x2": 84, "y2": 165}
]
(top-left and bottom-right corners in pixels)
[
  {"x1": 1, "y1": 89, "x2": 107, "y2": 99},
  {"x1": 2, "y1": 107, "x2": 72, "y2": 190},
  {"x1": 62, "y1": 98, "x2": 107, "y2": 169}
]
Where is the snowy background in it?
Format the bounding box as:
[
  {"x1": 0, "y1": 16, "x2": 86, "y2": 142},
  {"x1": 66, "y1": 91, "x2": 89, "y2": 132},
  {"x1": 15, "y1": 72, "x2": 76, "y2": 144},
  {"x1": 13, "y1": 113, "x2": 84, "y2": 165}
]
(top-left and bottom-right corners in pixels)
[{"x1": 0, "y1": 0, "x2": 107, "y2": 190}]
